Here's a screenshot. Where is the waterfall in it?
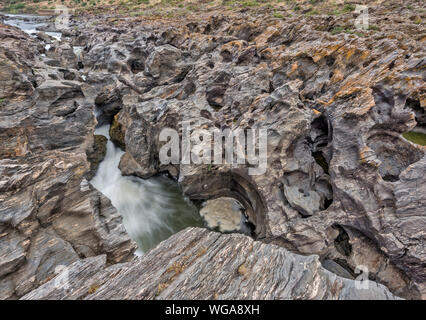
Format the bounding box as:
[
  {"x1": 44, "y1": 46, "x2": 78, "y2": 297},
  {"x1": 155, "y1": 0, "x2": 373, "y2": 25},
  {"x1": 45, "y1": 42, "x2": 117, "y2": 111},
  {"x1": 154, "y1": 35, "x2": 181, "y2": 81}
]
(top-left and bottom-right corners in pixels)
[{"x1": 90, "y1": 125, "x2": 203, "y2": 255}]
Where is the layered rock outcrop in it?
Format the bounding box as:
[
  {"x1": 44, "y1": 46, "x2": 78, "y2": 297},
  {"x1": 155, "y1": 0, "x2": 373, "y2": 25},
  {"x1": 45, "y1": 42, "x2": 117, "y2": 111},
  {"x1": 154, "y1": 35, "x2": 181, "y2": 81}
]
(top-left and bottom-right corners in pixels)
[
  {"x1": 0, "y1": 0, "x2": 425, "y2": 300},
  {"x1": 76, "y1": 3, "x2": 425, "y2": 299},
  {"x1": 21, "y1": 227, "x2": 399, "y2": 300},
  {"x1": 0, "y1": 25, "x2": 136, "y2": 299}
]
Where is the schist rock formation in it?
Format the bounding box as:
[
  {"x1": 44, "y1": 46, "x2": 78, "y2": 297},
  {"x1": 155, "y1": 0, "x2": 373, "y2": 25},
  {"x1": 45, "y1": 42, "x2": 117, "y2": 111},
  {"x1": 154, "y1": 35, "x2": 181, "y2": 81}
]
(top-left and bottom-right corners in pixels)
[{"x1": 0, "y1": 1, "x2": 425, "y2": 300}]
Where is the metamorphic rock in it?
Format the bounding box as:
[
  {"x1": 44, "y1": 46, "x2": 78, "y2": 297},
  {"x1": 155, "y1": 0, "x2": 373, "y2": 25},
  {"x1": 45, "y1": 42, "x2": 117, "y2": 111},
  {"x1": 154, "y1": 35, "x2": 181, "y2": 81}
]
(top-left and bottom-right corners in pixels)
[{"x1": 0, "y1": 1, "x2": 425, "y2": 300}]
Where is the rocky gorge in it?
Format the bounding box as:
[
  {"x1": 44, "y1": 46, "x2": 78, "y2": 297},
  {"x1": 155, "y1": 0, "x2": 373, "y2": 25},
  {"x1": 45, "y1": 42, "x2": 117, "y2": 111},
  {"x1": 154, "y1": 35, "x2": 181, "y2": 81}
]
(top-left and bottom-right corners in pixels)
[{"x1": 0, "y1": 0, "x2": 425, "y2": 300}]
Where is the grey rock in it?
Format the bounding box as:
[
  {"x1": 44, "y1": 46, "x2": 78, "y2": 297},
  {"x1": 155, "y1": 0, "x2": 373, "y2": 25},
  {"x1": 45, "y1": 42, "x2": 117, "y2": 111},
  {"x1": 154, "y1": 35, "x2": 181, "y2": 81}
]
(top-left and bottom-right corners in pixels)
[
  {"x1": 200, "y1": 197, "x2": 244, "y2": 232},
  {"x1": 0, "y1": 25, "x2": 136, "y2": 298},
  {"x1": 94, "y1": 12, "x2": 425, "y2": 299},
  {"x1": 22, "y1": 228, "x2": 400, "y2": 300},
  {"x1": 1, "y1": 2, "x2": 425, "y2": 300},
  {"x1": 144, "y1": 44, "x2": 190, "y2": 85}
]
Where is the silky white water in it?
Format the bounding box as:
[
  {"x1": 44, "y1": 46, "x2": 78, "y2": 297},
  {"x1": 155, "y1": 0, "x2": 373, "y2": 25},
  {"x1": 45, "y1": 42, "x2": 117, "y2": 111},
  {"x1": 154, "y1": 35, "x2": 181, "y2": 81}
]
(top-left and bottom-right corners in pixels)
[{"x1": 90, "y1": 125, "x2": 203, "y2": 255}]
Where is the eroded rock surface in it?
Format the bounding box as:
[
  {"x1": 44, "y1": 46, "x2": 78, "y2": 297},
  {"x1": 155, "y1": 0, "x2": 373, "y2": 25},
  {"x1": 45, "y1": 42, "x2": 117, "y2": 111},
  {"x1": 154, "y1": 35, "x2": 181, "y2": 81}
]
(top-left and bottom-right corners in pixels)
[
  {"x1": 1, "y1": 0, "x2": 425, "y2": 300},
  {"x1": 75, "y1": 3, "x2": 425, "y2": 299},
  {"x1": 0, "y1": 24, "x2": 136, "y2": 299}
]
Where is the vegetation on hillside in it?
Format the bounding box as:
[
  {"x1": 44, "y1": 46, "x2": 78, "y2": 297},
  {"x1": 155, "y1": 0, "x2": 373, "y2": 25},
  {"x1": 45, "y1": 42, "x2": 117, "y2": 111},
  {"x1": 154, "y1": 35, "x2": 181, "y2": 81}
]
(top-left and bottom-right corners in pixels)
[{"x1": 1, "y1": 0, "x2": 424, "y2": 21}]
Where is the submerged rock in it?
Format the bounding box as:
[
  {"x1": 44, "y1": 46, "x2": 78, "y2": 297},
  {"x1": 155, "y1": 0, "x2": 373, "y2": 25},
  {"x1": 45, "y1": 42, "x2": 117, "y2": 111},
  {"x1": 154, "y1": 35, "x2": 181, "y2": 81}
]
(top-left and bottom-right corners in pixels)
[{"x1": 200, "y1": 197, "x2": 244, "y2": 233}]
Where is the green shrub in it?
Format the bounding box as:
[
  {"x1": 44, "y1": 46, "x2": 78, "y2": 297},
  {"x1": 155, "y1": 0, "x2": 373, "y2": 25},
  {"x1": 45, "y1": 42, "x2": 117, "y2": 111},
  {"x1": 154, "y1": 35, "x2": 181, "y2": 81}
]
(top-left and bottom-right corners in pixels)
[
  {"x1": 306, "y1": 9, "x2": 319, "y2": 16},
  {"x1": 242, "y1": 1, "x2": 259, "y2": 7},
  {"x1": 272, "y1": 12, "x2": 284, "y2": 19},
  {"x1": 342, "y1": 4, "x2": 356, "y2": 13},
  {"x1": 367, "y1": 25, "x2": 380, "y2": 31},
  {"x1": 330, "y1": 26, "x2": 344, "y2": 34},
  {"x1": 6, "y1": 2, "x2": 27, "y2": 12}
]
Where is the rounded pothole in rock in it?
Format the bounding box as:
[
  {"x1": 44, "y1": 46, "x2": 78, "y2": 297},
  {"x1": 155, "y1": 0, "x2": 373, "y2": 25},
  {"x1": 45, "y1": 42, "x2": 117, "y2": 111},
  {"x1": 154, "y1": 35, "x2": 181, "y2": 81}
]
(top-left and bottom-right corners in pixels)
[
  {"x1": 199, "y1": 197, "x2": 254, "y2": 236},
  {"x1": 282, "y1": 171, "x2": 333, "y2": 218}
]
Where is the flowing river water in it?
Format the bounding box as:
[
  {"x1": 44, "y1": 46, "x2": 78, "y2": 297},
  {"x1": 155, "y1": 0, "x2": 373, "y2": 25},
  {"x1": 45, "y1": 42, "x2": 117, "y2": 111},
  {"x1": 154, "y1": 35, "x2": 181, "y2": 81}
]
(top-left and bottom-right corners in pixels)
[
  {"x1": 1, "y1": 13, "x2": 62, "y2": 40},
  {"x1": 2, "y1": 13, "x2": 251, "y2": 254},
  {"x1": 91, "y1": 126, "x2": 204, "y2": 255}
]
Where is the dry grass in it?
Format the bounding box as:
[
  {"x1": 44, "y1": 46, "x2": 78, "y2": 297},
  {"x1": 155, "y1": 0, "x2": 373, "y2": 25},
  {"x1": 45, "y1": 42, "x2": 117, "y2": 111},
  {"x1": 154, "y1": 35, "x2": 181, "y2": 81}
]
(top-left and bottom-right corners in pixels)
[{"x1": 0, "y1": 0, "x2": 405, "y2": 18}]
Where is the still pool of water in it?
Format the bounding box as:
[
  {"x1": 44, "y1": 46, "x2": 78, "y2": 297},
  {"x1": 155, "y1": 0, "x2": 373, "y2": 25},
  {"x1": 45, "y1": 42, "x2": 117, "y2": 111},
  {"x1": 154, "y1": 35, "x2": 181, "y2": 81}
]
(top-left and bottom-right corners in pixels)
[{"x1": 90, "y1": 125, "x2": 204, "y2": 255}]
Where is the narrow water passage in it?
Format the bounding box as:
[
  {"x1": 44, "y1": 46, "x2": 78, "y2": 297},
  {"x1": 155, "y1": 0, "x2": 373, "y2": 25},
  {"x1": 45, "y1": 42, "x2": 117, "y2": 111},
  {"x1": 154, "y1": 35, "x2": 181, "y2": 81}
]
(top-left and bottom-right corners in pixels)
[{"x1": 90, "y1": 125, "x2": 203, "y2": 255}]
